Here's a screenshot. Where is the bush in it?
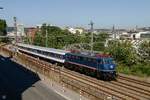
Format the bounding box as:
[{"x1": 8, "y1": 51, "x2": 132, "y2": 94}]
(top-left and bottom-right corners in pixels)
[
  {"x1": 117, "y1": 63, "x2": 150, "y2": 77},
  {"x1": 105, "y1": 40, "x2": 138, "y2": 66},
  {"x1": 138, "y1": 40, "x2": 150, "y2": 64}
]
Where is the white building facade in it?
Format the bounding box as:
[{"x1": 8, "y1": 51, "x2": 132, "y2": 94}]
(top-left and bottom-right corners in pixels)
[
  {"x1": 67, "y1": 27, "x2": 84, "y2": 34},
  {"x1": 131, "y1": 31, "x2": 150, "y2": 39},
  {"x1": 17, "y1": 24, "x2": 25, "y2": 36}
]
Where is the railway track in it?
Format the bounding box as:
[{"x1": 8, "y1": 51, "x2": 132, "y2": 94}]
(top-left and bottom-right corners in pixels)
[
  {"x1": 62, "y1": 69, "x2": 150, "y2": 100},
  {"x1": 1, "y1": 47, "x2": 150, "y2": 100},
  {"x1": 110, "y1": 80, "x2": 150, "y2": 97},
  {"x1": 16, "y1": 52, "x2": 138, "y2": 99},
  {"x1": 118, "y1": 74, "x2": 150, "y2": 87},
  {"x1": 15, "y1": 52, "x2": 150, "y2": 100}
]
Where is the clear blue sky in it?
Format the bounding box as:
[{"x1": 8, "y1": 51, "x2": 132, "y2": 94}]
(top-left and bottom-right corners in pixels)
[{"x1": 1, "y1": 0, "x2": 150, "y2": 28}]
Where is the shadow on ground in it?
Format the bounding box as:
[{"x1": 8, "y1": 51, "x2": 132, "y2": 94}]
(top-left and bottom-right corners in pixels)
[{"x1": 0, "y1": 55, "x2": 40, "y2": 100}]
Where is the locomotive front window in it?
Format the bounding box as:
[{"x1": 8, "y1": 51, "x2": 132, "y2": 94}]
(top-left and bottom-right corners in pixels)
[{"x1": 102, "y1": 58, "x2": 113, "y2": 64}]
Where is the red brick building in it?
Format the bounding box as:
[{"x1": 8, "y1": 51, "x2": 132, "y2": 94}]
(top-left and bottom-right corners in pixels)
[{"x1": 26, "y1": 27, "x2": 38, "y2": 43}]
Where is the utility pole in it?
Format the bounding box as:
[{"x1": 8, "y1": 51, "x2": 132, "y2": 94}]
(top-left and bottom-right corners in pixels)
[
  {"x1": 13, "y1": 17, "x2": 17, "y2": 45},
  {"x1": 45, "y1": 24, "x2": 49, "y2": 47},
  {"x1": 46, "y1": 28, "x2": 48, "y2": 47},
  {"x1": 112, "y1": 25, "x2": 116, "y2": 39},
  {"x1": 88, "y1": 21, "x2": 94, "y2": 54},
  {"x1": 135, "y1": 25, "x2": 138, "y2": 32}
]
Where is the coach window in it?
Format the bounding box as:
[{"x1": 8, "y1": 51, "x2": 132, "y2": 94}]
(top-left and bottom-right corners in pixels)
[
  {"x1": 55, "y1": 54, "x2": 58, "y2": 58},
  {"x1": 46, "y1": 51, "x2": 49, "y2": 55},
  {"x1": 53, "y1": 54, "x2": 56, "y2": 57},
  {"x1": 51, "y1": 53, "x2": 54, "y2": 57},
  {"x1": 37, "y1": 50, "x2": 40, "y2": 54},
  {"x1": 60, "y1": 55, "x2": 63, "y2": 59},
  {"x1": 35, "y1": 49, "x2": 37, "y2": 53},
  {"x1": 40, "y1": 50, "x2": 43, "y2": 54},
  {"x1": 37, "y1": 50, "x2": 40, "y2": 53},
  {"x1": 58, "y1": 55, "x2": 61, "y2": 58},
  {"x1": 59, "y1": 55, "x2": 61, "y2": 59},
  {"x1": 55, "y1": 54, "x2": 59, "y2": 58},
  {"x1": 83, "y1": 57, "x2": 87, "y2": 61},
  {"x1": 48, "y1": 52, "x2": 51, "y2": 56},
  {"x1": 54, "y1": 54, "x2": 57, "y2": 57},
  {"x1": 56, "y1": 54, "x2": 59, "y2": 58},
  {"x1": 53, "y1": 53, "x2": 55, "y2": 57},
  {"x1": 41, "y1": 51, "x2": 43, "y2": 54},
  {"x1": 42, "y1": 51, "x2": 45, "y2": 55},
  {"x1": 87, "y1": 58, "x2": 91, "y2": 62},
  {"x1": 50, "y1": 52, "x2": 53, "y2": 56},
  {"x1": 29, "y1": 48, "x2": 32, "y2": 51},
  {"x1": 30, "y1": 48, "x2": 33, "y2": 52},
  {"x1": 57, "y1": 54, "x2": 59, "y2": 58},
  {"x1": 27, "y1": 48, "x2": 29, "y2": 51},
  {"x1": 61, "y1": 55, "x2": 63, "y2": 59},
  {"x1": 42, "y1": 51, "x2": 44, "y2": 55},
  {"x1": 50, "y1": 53, "x2": 53, "y2": 56}
]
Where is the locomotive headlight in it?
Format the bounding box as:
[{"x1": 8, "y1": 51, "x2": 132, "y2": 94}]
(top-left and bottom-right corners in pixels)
[{"x1": 110, "y1": 65, "x2": 113, "y2": 69}]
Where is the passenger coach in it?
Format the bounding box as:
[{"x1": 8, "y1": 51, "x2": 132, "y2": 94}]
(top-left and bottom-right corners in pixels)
[{"x1": 17, "y1": 43, "x2": 69, "y2": 63}]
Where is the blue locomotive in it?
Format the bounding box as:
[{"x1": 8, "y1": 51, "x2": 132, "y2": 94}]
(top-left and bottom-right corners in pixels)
[{"x1": 17, "y1": 43, "x2": 117, "y2": 80}]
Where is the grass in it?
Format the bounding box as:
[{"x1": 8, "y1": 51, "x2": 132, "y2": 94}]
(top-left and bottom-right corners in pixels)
[{"x1": 117, "y1": 63, "x2": 150, "y2": 77}]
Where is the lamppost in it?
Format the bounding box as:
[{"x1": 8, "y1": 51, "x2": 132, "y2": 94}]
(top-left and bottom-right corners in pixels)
[
  {"x1": 13, "y1": 17, "x2": 17, "y2": 45},
  {"x1": 46, "y1": 25, "x2": 48, "y2": 47},
  {"x1": 88, "y1": 21, "x2": 94, "y2": 54}
]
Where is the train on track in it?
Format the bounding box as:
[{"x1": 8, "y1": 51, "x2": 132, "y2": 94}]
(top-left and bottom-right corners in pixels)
[{"x1": 17, "y1": 43, "x2": 117, "y2": 80}]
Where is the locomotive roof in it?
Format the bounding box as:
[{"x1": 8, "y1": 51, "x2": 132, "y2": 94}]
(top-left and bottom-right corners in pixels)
[
  {"x1": 17, "y1": 43, "x2": 70, "y2": 55},
  {"x1": 68, "y1": 52, "x2": 112, "y2": 59}
]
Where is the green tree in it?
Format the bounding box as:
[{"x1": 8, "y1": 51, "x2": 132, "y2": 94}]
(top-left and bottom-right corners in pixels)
[
  {"x1": 0, "y1": 19, "x2": 7, "y2": 36},
  {"x1": 95, "y1": 32, "x2": 109, "y2": 42},
  {"x1": 33, "y1": 32, "x2": 45, "y2": 46},
  {"x1": 93, "y1": 32, "x2": 109, "y2": 51},
  {"x1": 23, "y1": 36, "x2": 32, "y2": 44},
  {"x1": 138, "y1": 40, "x2": 150, "y2": 63},
  {"x1": 34, "y1": 24, "x2": 78, "y2": 49},
  {"x1": 41, "y1": 23, "x2": 47, "y2": 35},
  {"x1": 106, "y1": 40, "x2": 138, "y2": 66}
]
